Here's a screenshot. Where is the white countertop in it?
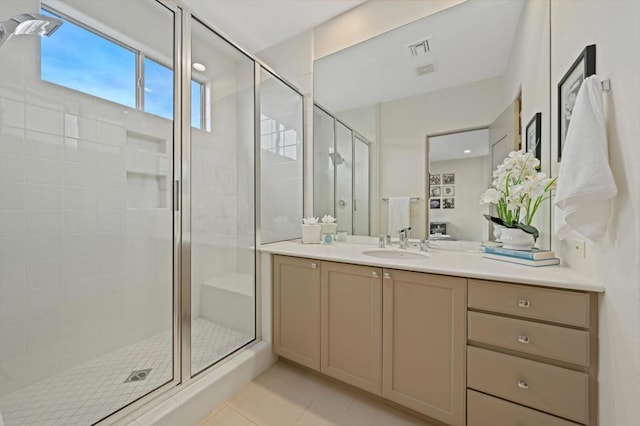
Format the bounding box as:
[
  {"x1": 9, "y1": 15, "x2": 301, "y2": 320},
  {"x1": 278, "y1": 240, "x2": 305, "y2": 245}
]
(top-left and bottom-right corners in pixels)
[{"x1": 260, "y1": 240, "x2": 603, "y2": 293}]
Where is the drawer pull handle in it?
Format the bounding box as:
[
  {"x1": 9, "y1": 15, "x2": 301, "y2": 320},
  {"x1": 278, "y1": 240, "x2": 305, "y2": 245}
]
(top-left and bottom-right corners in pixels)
[
  {"x1": 518, "y1": 335, "x2": 530, "y2": 344},
  {"x1": 384, "y1": 273, "x2": 391, "y2": 280},
  {"x1": 517, "y1": 380, "x2": 529, "y2": 390},
  {"x1": 371, "y1": 271, "x2": 379, "y2": 278},
  {"x1": 518, "y1": 299, "x2": 530, "y2": 308},
  {"x1": 311, "y1": 263, "x2": 317, "y2": 269}
]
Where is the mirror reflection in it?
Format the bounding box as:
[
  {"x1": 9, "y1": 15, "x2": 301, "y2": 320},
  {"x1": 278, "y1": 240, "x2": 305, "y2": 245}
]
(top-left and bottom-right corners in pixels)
[{"x1": 313, "y1": 0, "x2": 552, "y2": 249}]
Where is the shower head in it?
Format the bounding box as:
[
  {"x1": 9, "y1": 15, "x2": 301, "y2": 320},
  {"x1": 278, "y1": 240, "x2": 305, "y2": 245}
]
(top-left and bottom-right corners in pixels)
[
  {"x1": 328, "y1": 151, "x2": 344, "y2": 166},
  {"x1": 0, "y1": 13, "x2": 63, "y2": 48}
]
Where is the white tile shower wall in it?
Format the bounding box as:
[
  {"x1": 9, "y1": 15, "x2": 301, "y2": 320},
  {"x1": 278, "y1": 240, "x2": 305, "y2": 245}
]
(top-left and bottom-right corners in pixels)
[{"x1": 0, "y1": 27, "x2": 174, "y2": 396}]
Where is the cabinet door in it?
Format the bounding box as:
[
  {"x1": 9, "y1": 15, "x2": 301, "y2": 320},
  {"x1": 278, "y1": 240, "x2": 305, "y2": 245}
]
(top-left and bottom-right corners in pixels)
[
  {"x1": 382, "y1": 269, "x2": 466, "y2": 426},
  {"x1": 321, "y1": 261, "x2": 382, "y2": 395},
  {"x1": 273, "y1": 255, "x2": 321, "y2": 370}
]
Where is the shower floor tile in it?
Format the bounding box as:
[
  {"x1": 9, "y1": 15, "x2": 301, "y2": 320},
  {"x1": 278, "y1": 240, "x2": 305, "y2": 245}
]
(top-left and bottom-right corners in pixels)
[{"x1": 0, "y1": 319, "x2": 252, "y2": 426}]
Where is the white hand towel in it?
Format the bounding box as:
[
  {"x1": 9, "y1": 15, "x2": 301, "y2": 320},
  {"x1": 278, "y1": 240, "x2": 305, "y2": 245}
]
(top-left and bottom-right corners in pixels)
[
  {"x1": 387, "y1": 197, "x2": 411, "y2": 236},
  {"x1": 554, "y1": 75, "x2": 617, "y2": 241}
]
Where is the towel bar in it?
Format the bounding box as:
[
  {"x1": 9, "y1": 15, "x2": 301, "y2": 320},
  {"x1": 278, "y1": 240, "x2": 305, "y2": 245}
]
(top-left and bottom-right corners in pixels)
[{"x1": 382, "y1": 197, "x2": 421, "y2": 202}]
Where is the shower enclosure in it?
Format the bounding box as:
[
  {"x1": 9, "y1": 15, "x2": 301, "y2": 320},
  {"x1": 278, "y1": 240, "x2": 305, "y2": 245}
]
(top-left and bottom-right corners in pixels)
[
  {"x1": 0, "y1": 0, "x2": 302, "y2": 424},
  {"x1": 313, "y1": 103, "x2": 371, "y2": 235}
]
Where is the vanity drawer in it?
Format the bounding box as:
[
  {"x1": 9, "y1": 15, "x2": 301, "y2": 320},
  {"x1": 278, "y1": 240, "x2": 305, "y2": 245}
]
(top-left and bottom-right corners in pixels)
[
  {"x1": 467, "y1": 347, "x2": 589, "y2": 424},
  {"x1": 468, "y1": 311, "x2": 590, "y2": 366},
  {"x1": 467, "y1": 389, "x2": 581, "y2": 426},
  {"x1": 468, "y1": 279, "x2": 590, "y2": 327}
]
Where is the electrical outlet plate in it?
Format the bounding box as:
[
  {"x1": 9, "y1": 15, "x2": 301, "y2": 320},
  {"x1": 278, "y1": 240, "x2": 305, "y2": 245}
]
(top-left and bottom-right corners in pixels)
[{"x1": 572, "y1": 239, "x2": 586, "y2": 258}]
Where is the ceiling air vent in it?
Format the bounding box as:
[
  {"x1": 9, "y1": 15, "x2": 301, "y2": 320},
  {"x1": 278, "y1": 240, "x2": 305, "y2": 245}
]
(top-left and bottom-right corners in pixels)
[
  {"x1": 408, "y1": 38, "x2": 432, "y2": 57},
  {"x1": 416, "y1": 62, "x2": 437, "y2": 76}
]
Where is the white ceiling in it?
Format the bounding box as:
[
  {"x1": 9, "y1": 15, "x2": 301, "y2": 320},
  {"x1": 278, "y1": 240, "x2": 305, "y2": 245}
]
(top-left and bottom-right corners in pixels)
[
  {"x1": 429, "y1": 128, "x2": 489, "y2": 162},
  {"x1": 181, "y1": 0, "x2": 368, "y2": 54},
  {"x1": 314, "y1": 0, "x2": 525, "y2": 112}
]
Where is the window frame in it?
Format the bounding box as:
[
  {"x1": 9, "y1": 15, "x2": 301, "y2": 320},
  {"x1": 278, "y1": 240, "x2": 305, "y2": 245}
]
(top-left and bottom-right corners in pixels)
[{"x1": 41, "y1": 5, "x2": 205, "y2": 128}]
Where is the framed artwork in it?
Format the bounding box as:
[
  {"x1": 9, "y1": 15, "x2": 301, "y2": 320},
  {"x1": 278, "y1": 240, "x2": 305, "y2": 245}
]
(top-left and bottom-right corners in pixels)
[
  {"x1": 430, "y1": 222, "x2": 447, "y2": 235},
  {"x1": 557, "y1": 44, "x2": 596, "y2": 161},
  {"x1": 442, "y1": 198, "x2": 455, "y2": 209},
  {"x1": 429, "y1": 198, "x2": 441, "y2": 209},
  {"x1": 442, "y1": 173, "x2": 455, "y2": 185},
  {"x1": 430, "y1": 186, "x2": 441, "y2": 197},
  {"x1": 429, "y1": 174, "x2": 441, "y2": 186},
  {"x1": 442, "y1": 185, "x2": 455, "y2": 197},
  {"x1": 526, "y1": 112, "x2": 542, "y2": 169}
]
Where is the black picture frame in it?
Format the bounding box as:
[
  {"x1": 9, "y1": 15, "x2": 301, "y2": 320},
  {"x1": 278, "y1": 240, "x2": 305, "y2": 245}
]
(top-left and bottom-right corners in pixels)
[
  {"x1": 526, "y1": 112, "x2": 542, "y2": 169},
  {"x1": 430, "y1": 222, "x2": 447, "y2": 235},
  {"x1": 557, "y1": 44, "x2": 596, "y2": 162}
]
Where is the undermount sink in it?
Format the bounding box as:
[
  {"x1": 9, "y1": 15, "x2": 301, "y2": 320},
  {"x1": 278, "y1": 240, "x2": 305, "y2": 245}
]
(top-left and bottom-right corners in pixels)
[{"x1": 362, "y1": 249, "x2": 429, "y2": 260}]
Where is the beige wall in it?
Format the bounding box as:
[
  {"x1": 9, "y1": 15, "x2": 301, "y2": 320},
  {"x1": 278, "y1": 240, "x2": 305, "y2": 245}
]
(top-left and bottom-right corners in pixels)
[{"x1": 550, "y1": 1, "x2": 640, "y2": 424}]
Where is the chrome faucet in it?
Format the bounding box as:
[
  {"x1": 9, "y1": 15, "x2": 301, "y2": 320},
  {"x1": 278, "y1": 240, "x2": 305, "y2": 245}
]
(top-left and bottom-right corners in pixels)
[{"x1": 398, "y1": 227, "x2": 411, "y2": 249}]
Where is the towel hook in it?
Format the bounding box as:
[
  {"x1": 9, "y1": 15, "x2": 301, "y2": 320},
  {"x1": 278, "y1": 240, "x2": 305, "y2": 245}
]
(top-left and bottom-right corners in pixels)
[{"x1": 601, "y1": 79, "x2": 611, "y2": 92}]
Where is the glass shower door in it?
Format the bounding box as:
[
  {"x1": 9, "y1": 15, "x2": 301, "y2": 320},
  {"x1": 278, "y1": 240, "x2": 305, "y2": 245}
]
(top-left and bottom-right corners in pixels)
[
  {"x1": 0, "y1": 0, "x2": 178, "y2": 424},
  {"x1": 353, "y1": 136, "x2": 370, "y2": 235},
  {"x1": 313, "y1": 105, "x2": 336, "y2": 219},
  {"x1": 188, "y1": 18, "x2": 256, "y2": 376},
  {"x1": 259, "y1": 68, "x2": 304, "y2": 244},
  {"x1": 335, "y1": 122, "x2": 353, "y2": 234}
]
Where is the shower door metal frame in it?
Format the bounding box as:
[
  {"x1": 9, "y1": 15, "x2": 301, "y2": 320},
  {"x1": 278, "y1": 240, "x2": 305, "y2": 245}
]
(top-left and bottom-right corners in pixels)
[
  {"x1": 93, "y1": 0, "x2": 184, "y2": 423},
  {"x1": 95, "y1": 0, "x2": 306, "y2": 421}
]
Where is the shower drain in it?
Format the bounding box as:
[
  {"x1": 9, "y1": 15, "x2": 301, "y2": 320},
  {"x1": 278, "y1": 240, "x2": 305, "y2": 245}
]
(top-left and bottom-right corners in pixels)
[{"x1": 124, "y1": 369, "x2": 152, "y2": 383}]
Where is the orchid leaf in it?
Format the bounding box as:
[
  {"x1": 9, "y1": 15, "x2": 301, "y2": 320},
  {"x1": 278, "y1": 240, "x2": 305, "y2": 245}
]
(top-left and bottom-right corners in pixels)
[{"x1": 483, "y1": 214, "x2": 508, "y2": 227}]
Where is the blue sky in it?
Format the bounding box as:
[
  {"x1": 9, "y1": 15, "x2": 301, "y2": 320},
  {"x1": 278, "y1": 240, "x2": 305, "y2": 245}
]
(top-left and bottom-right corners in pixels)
[{"x1": 40, "y1": 9, "x2": 202, "y2": 126}]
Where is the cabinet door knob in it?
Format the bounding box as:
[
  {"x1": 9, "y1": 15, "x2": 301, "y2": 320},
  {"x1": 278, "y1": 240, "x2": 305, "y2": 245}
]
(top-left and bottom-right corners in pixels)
[
  {"x1": 517, "y1": 379, "x2": 529, "y2": 390},
  {"x1": 311, "y1": 263, "x2": 317, "y2": 269},
  {"x1": 518, "y1": 335, "x2": 530, "y2": 344},
  {"x1": 383, "y1": 273, "x2": 391, "y2": 280},
  {"x1": 371, "y1": 271, "x2": 378, "y2": 278},
  {"x1": 518, "y1": 299, "x2": 530, "y2": 308}
]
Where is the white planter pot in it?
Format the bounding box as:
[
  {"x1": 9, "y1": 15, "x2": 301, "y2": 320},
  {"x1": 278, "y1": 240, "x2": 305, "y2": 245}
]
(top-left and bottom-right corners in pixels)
[
  {"x1": 301, "y1": 224, "x2": 321, "y2": 244},
  {"x1": 493, "y1": 224, "x2": 505, "y2": 242},
  {"x1": 500, "y1": 227, "x2": 535, "y2": 250}
]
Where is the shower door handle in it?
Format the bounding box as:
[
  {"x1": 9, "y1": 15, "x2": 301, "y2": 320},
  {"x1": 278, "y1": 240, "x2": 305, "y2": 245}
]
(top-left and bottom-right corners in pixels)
[{"x1": 174, "y1": 180, "x2": 180, "y2": 211}]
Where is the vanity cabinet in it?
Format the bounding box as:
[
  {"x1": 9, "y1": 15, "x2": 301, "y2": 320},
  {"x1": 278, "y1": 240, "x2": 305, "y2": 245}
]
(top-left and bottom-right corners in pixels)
[
  {"x1": 271, "y1": 253, "x2": 599, "y2": 426},
  {"x1": 321, "y1": 261, "x2": 382, "y2": 394},
  {"x1": 273, "y1": 255, "x2": 321, "y2": 370},
  {"x1": 382, "y1": 269, "x2": 466, "y2": 426},
  {"x1": 466, "y1": 279, "x2": 598, "y2": 425}
]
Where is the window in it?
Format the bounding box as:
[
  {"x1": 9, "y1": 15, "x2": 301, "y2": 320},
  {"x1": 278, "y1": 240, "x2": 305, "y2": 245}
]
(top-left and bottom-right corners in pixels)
[
  {"x1": 143, "y1": 58, "x2": 173, "y2": 120},
  {"x1": 41, "y1": 9, "x2": 136, "y2": 108},
  {"x1": 260, "y1": 114, "x2": 299, "y2": 160},
  {"x1": 191, "y1": 80, "x2": 202, "y2": 129},
  {"x1": 40, "y1": 7, "x2": 204, "y2": 128}
]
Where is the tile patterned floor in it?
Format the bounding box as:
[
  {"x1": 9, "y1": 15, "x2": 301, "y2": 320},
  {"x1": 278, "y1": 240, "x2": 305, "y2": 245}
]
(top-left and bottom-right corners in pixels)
[
  {"x1": 0, "y1": 319, "x2": 252, "y2": 426},
  {"x1": 200, "y1": 362, "x2": 434, "y2": 426}
]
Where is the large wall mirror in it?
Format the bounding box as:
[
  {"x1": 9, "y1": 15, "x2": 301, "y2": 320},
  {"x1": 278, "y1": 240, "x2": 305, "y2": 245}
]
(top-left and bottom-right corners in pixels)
[{"x1": 313, "y1": 0, "x2": 552, "y2": 249}]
